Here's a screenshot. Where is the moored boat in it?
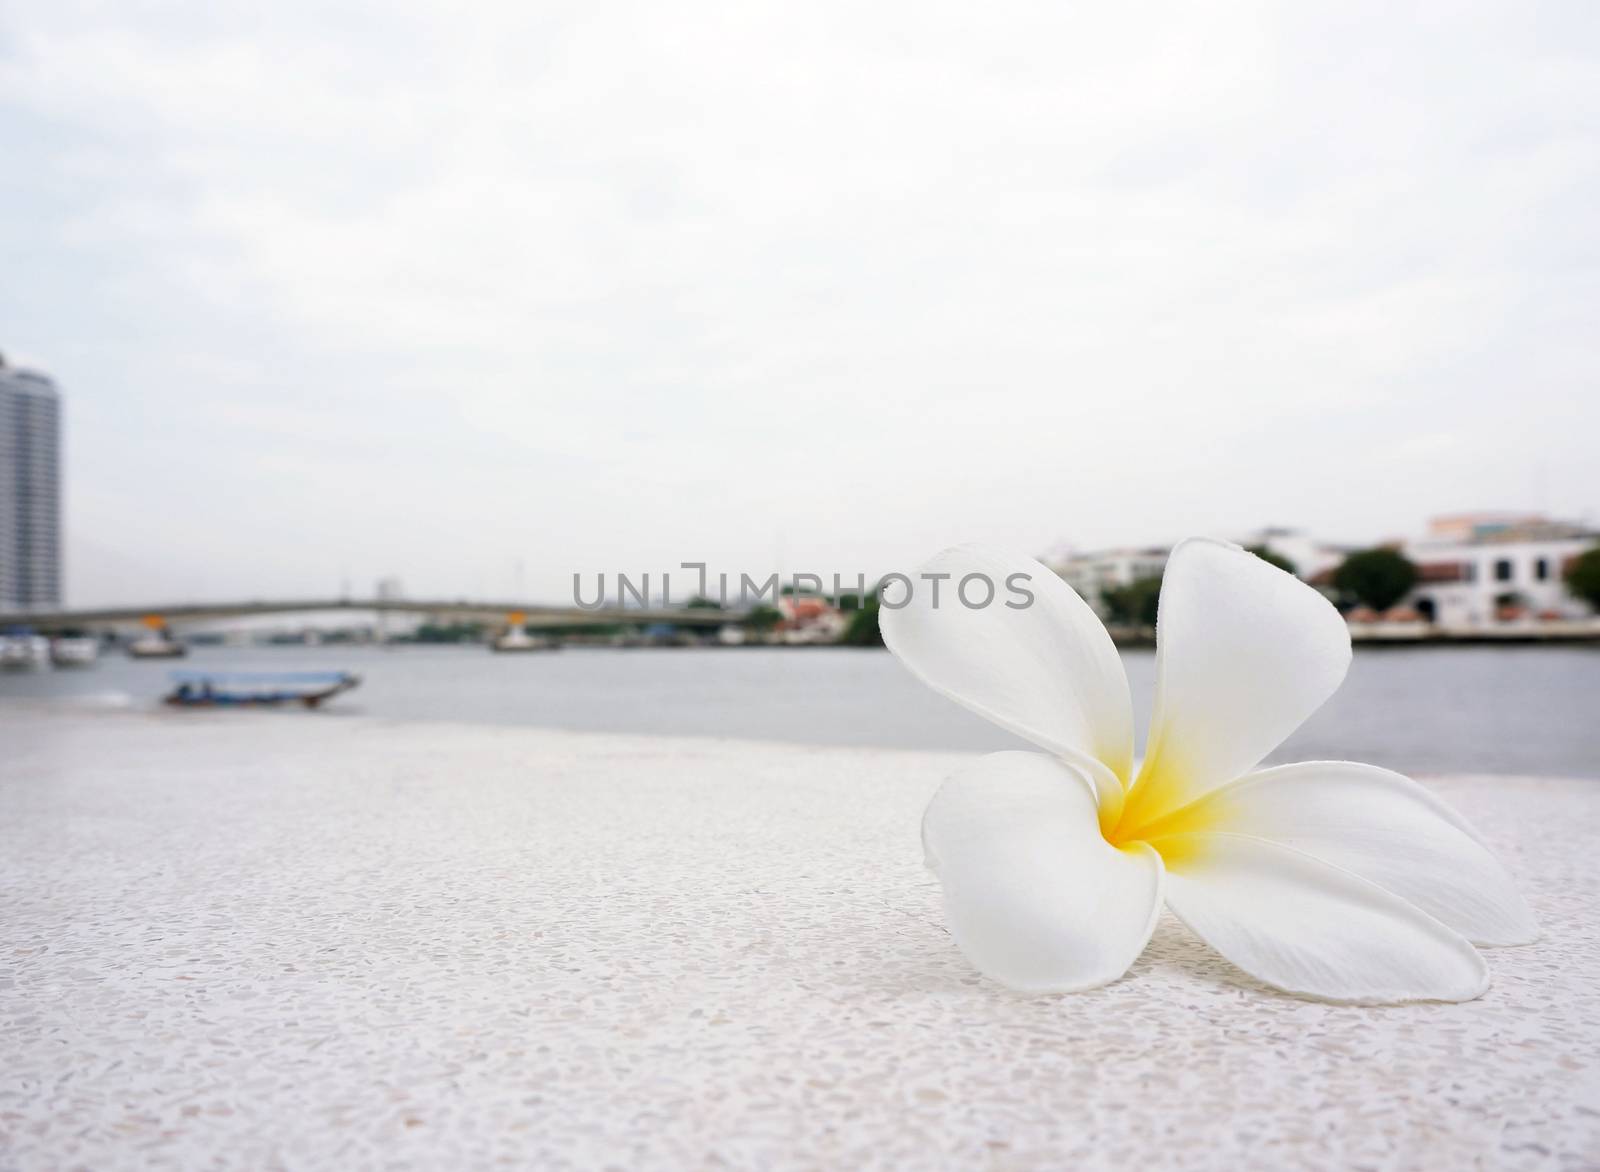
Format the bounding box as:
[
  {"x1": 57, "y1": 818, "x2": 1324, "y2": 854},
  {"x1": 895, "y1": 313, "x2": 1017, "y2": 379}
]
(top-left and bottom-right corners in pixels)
[
  {"x1": 128, "y1": 633, "x2": 187, "y2": 659},
  {"x1": 490, "y1": 609, "x2": 555, "y2": 653},
  {"x1": 50, "y1": 636, "x2": 100, "y2": 667},
  {"x1": 0, "y1": 634, "x2": 49, "y2": 670},
  {"x1": 491, "y1": 627, "x2": 555, "y2": 653}
]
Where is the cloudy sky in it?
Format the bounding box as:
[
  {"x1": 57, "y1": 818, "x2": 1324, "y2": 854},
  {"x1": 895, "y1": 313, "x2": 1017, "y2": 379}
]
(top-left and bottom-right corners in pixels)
[{"x1": 2, "y1": 1, "x2": 1596, "y2": 605}]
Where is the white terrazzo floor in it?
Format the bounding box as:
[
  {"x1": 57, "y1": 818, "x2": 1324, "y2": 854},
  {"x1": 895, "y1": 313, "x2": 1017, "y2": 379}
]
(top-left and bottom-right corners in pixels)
[{"x1": 1, "y1": 704, "x2": 1597, "y2": 1171}]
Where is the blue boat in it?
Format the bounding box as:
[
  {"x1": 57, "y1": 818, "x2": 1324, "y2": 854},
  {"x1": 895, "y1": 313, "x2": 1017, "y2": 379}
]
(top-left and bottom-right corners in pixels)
[{"x1": 163, "y1": 670, "x2": 361, "y2": 709}]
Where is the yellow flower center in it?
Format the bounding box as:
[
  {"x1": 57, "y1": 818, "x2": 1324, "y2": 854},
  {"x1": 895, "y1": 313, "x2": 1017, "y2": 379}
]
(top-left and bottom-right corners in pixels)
[{"x1": 1101, "y1": 758, "x2": 1224, "y2": 867}]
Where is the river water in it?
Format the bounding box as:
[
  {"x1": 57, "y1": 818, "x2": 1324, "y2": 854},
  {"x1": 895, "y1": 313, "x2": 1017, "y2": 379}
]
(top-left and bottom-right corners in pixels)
[{"x1": 2, "y1": 643, "x2": 1595, "y2": 778}]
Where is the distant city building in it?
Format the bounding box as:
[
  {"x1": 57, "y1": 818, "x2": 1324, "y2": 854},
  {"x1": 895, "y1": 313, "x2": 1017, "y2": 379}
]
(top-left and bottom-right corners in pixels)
[
  {"x1": 374, "y1": 576, "x2": 406, "y2": 641},
  {"x1": 1398, "y1": 513, "x2": 1597, "y2": 627},
  {"x1": 1051, "y1": 515, "x2": 1597, "y2": 631},
  {"x1": 1237, "y1": 526, "x2": 1349, "y2": 582},
  {"x1": 776, "y1": 593, "x2": 848, "y2": 644},
  {"x1": 1422, "y1": 512, "x2": 1562, "y2": 544},
  {"x1": 0, "y1": 353, "x2": 62, "y2": 610},
  {"x1": 1049, "y1": 547, "x2": 1170, "y2": 616}
]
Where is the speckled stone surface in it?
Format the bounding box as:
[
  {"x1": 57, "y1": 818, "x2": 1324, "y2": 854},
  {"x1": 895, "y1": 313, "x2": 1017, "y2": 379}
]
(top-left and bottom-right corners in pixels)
[{"x1": 1, "y1": 705, "x2": 1596, "y2": 1171}]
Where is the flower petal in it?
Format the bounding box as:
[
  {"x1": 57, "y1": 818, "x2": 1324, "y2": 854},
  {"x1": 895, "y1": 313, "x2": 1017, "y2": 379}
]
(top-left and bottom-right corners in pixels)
[
  {"x1": 1180, "y1": 761, "x2": 1538, "y2": 946},
  {"x1": 1123, "y1": 538, "x2": 1352, "y2": 828},
  {"x1": 1161, "y1": 833, "x2": 1489, "y2": 1003},
  {"x1": 922, "y1": 751, "x2": 1164, "y2": 993},
  {"x1": 881, "y1": 544, "x2": 1133, "y2": 809}
]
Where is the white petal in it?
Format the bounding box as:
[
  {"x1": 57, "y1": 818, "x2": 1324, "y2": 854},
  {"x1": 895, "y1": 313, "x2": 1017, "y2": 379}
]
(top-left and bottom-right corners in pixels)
[
  {"x1": 881, "y1": 544, "x2": 1133, "y2": 807},
  {"x1": 922, "y1": 751, "x2": 1163, "y2": 993},
  {"x1": 1124, "y1": 538, "x2": 1351, "y2": 826},
  {"x1": 1188, "y1": 761, "x2": 1538, "y2": 946},
  {"x1": 1162, "y1": 833, "x2": 1489, "y2": 1003}
]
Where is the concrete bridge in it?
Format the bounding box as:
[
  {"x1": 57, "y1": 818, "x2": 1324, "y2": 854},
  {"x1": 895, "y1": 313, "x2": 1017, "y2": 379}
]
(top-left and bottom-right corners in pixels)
[{"x1": 0, "y1": 598, "x2": 748, "y2": 633}]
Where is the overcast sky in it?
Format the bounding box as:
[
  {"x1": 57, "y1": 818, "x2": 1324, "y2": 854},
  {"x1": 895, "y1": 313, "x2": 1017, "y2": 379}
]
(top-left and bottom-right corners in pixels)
[{"x1": 2, "y1": 1, "x2": 1597, "y2": 605}]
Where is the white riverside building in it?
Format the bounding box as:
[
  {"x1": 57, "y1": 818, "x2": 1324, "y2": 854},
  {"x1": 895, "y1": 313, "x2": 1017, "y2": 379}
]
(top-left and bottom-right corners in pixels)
[
  {"x1": 1398, "y1": 514, "x2": 1597, "y2": 628},
  {"x1": 1051, "y1": 530, "x2": 1345, "y2": 616},
  {"x1": 1050, "y1": 517, "x2": 1598, "y2": 633},
  {"x1": 1239, "y1": 526, "x2": 1349, "y2": 582},
  {"x1": 0, "y1": 354, "x2": 62, "y2": 612},
  {"x1": 1049, "y1": 547, "x2": 1170, "y2": 617}
]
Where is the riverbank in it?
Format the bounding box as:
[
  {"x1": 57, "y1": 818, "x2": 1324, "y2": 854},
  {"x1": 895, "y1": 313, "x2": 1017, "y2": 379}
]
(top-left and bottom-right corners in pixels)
[
  {"x1": 2, "y1": 705, "x2": 1596, "y2": 1169},
  {"x1": 1104, "y1": 617, "x2": 1600, "y2": 646}
]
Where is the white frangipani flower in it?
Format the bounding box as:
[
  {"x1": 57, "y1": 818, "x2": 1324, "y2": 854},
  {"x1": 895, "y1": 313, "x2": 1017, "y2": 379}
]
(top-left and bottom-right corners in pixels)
[{"x1": 882, "y1": 539, "x2": 1538, "y2": 1003}]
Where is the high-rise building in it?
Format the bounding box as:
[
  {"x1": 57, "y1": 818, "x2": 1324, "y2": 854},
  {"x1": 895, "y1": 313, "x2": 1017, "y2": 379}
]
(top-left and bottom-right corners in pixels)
[{"x1": 0, "y1": 353, "x2": 62, "y2": 610}]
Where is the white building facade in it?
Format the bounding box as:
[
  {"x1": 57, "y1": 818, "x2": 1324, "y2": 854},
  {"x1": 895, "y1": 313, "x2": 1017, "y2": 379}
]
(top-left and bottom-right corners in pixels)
[
  {"x1": 1050, "y1": 547, "x2": 1169, "y2": 616},
  {"x1": 1400, "y1": 514, "x2": 1596, "y2": 628},
  {"x1": 0, "y1": 355, "x2": 62, "y2": 611},
  {"x1": 1238, "y1": 526, "x2": 1348, "y2": 582}
]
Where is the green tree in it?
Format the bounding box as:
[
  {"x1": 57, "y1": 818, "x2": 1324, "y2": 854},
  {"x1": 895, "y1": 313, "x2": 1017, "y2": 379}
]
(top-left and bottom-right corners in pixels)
[
  {"x1": 684, "y1": 595, "x2": 724, "y2": 610},
  {"x1": 410, "y1": 620, "x2": 486, "y2": 644},
  {"x1": 745, "y1": 605, "x2": 782, "y2": 632},
  {"x1": 1248, "y1": 545, "x2": 1297, "y2": 576},
  {"x1": 1101, "y1": 575, "x2": 1162, "y2": 627},
  {"x1": 1333, "y1": 548, "x2": 1417, "y2": 612},
  {"x1": 1564, "y1": 546, "x2": 1600, "y2": 610},
  {"x1": 839, "y1": 593, "x2": 884, "y2": 646}
]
